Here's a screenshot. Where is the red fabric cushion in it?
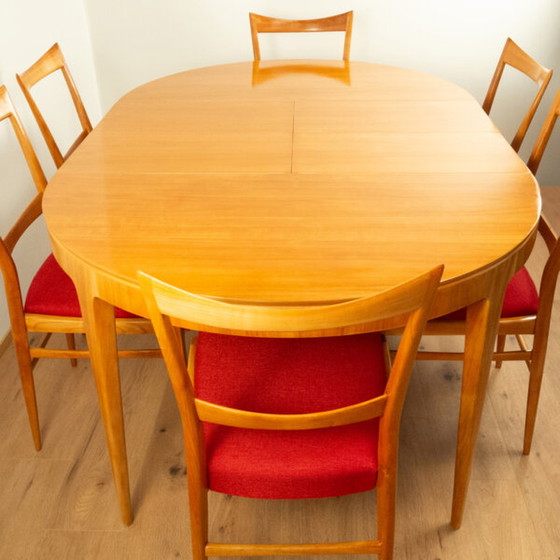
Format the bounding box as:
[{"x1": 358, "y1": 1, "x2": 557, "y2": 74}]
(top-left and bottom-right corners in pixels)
[
  {"x1": 194, "y1": 332, "x2": 387, "y2": 499},
  {"x1": 24, "y1": 254, "x2": 137, "y2": 318},
  {"x1": 500, "y1": 267, "x2": 539, "y2": 318},
  {"x1": 439, "y1": 266, "x2": 539, "y2": 321}
]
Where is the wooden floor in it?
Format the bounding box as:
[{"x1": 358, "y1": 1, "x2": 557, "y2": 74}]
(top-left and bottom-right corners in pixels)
[{"x1": 1, "y1": 189, "x2": 560, "y2": 559}]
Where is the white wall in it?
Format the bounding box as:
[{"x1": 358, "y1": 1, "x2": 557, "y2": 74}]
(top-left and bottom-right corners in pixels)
[
  {"x1": 0, "y1": 0, "x2": 100, "y2": 339},
  {"x1": 1, "y1": 0, "x2": 560, "y2": 340}
]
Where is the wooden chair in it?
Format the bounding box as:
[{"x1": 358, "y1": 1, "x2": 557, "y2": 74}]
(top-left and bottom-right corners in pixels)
[
  {"x1": 16, "y1": 43, "x2": 93, "y2": 168},
  {"x1": 0, "y1": 85, "x2": 159, "y2": 452},
  {"x1": 482, "y1": 37, "x2": 552, "y2": 152},
  {"x1": 415, "y1": 88, "x2": 560, "y2": 455},
  {"x1": 139, "y1": 264, "x2": 443, "y2": 560},
  {"x1": 249, "y1": 11, "x2": 353, "y2": 62}
]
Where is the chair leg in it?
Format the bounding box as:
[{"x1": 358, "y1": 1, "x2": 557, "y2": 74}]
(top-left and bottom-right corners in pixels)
[
  {"x1": 495, "y1": 334, "x2": 506, "y2": 368},
  {"x1": 188, "y1": 480, "x2": 209, "y2": 560},
  {"x1": 13, "y1": 339, "x2": 41, "y2": 450},
  {"x1": 65, "y1": 333, "x2": 78, "y2": 367},
  {"x1": 375, "y1": 470, "x2": 396, "y2": 560},
  {"x1": 523, "y1": 353, "x2": 547, "y2": 455}
]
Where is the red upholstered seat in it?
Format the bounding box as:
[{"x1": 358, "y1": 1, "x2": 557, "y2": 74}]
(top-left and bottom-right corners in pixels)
[
  {"x1": 501, "y1": 267, "x2": 539, "y2": 317},
  {"x1": 24, "y1": 254, "x2": 137, "y2": 318},
  {"x1": 439, "y1": 267, "x2": 539, "y2": 322},
  {"x1": 194, "y1": 332, "x2": 387, "y2": 499}
]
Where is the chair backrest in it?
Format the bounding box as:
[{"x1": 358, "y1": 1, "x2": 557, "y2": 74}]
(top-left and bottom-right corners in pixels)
[
  {"x1": 525, "y1": 87, "x2": 560, "y2": 334},
  {"x1": 16, "y1": 43, "x2": 93, "y2": 168},
  {"x1": 139, "y1": 262, "x2": 442, "y2": 442},
  {"x1": 249, "y1": 11, "x2": 354, "y2": 62},
  {"x1": 526, "y1": 86, "x2": 560, "y2": 176},
  {"x1": 482, "y1": 38, "x2": 552, "y2": 152},
  {"x1": 0, "y1": 85, "x2": 47, "y2": 194},
  {"x1": 0, "y1": 86, "x2": 46, "y2": 330}
]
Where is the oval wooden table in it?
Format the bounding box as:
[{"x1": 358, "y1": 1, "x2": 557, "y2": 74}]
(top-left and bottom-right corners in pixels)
[{"x1": 43, "y1": 60, "x2": 540, "y2": 529}]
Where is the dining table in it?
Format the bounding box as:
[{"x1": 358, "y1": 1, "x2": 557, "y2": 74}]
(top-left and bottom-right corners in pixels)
[{"x1": 42, "y1": 60, "x2": 540, "y2": 529}]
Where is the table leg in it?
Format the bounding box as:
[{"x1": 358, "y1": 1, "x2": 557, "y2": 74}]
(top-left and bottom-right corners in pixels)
[
  {"x1": 451, "y1": 289, "x2": 505, "y2": 529},
  {"x1": 77, "y1": 286, "x2": 133, "y2": 526}
]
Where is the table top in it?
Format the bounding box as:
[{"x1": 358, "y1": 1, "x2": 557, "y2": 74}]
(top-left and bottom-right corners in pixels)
[{"x1": 43, "y1": 60, "x2": 540, "y2": 313}]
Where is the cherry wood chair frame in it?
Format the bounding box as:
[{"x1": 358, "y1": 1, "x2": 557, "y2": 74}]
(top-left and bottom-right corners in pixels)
[
  {"x1": 414, "y1": 87, "x2": 560, "y2": 454},
  {"x1": 16, "y1": 43, "x2": 93, "y2": 168},
  {"x1": 482, "y1": 37, "x2": 552, "y2": 152},
  {"x1": 139, "y1": 265, "x2": 443, "y2": 560},
  {"x1": 249, "y1": 11, "x2": 354, "y2": 62},
  {"x1": 0, "y1": 86, "x2": 158, "y2": 452}
]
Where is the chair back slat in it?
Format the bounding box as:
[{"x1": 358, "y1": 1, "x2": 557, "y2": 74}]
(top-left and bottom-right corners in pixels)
[
  {"x1": 195, "y1": 394, "x2": 389, "y2": 430},
  {"x1": 250, "y1": 11, "x2": 353, "y2": 61}
]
